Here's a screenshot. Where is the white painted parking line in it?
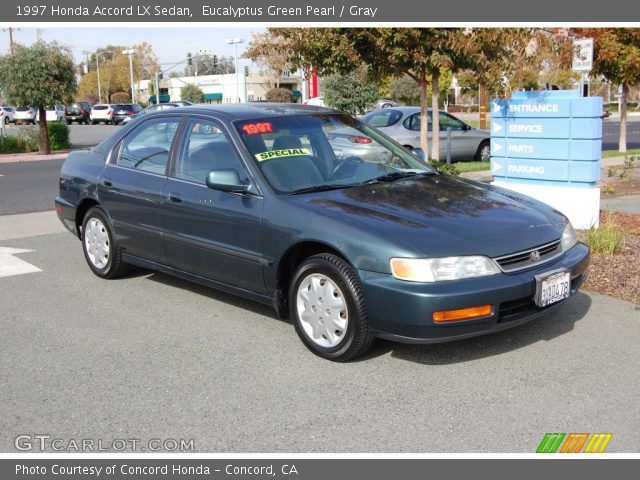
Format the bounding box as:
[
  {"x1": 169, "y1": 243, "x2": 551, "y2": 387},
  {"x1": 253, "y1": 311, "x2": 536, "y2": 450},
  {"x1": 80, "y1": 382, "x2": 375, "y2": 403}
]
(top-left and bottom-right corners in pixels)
[{"x1": 0, "y1": 246, "x2": 41, "y2": 278}]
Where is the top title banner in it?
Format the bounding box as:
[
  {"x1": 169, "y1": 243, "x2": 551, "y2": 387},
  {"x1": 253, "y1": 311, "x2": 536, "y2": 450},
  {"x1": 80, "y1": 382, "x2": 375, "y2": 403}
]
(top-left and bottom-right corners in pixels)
[{"x1": 2, "y1": 0, "x2": 638, "y2": 22}]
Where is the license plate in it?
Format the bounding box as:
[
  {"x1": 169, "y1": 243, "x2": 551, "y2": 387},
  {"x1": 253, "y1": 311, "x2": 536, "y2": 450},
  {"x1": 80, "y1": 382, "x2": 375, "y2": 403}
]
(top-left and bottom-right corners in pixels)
[{"x1": 535, "y1": 269, "x2": 571, "y2": 308}]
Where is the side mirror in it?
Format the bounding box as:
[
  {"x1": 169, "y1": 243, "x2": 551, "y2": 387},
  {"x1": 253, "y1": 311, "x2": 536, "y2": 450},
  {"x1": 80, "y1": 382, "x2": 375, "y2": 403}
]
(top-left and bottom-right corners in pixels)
[
  {"x1": 206, "y1": 169, "x2": 251, "y2": 194},
  {"x1": 462, "y1": 123, "x2": 472, "y2": 131}
]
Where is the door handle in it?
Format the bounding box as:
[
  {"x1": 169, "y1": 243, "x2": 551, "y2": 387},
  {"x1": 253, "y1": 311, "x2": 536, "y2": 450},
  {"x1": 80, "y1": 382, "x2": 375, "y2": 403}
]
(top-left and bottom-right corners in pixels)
[
  {"x1": 168, "y1": 193, "x2": 182, "y2": 203},
  {"x1": 102, "y1": 178, "x2": 113, "y2": 187}
]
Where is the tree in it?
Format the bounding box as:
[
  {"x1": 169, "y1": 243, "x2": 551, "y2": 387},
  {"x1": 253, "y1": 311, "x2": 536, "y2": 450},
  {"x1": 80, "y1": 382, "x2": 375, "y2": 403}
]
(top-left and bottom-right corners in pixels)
[
  {"x1": 181, "y1": 84, "x2": 204, "y2": 103},
  {"x1": 110, "y1": 92, "x2": 130, "y2": 104},
  {"x1": 322, "y1": 69, "x2": 379, "y2": 115},
  {"x1": 78, "y1": 43, "x2": 159, "y2": 104},
  {"x1": 266, "y1": 88, "x2": 293, "y2": 103},
  {"x1": 244, "y1": 32, "x2": 293, "y2": 88},
  {"x1": 390, "y1": 75, "x2": 421, "y2": 105},
  {"x1": 0, "y1": 41, "x2": 77, "y2": 153},
  {"x1": 271, "y1": 28, "x2": 523, "y2": 161},
  {"x1": 573, "y1": 28, "x2": 640, "y2": 152}
]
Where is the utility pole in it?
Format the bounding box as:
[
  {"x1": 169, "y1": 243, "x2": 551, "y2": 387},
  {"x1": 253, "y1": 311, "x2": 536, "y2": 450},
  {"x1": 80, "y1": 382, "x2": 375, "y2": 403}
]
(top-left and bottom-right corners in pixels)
[
  {"x1": 96, "y1": 55, "x2": 102, "y2": 104},
  {"x1": 122, "y1": 49, "x2": 136, "y2": 104},
  {"x1": 3, "y1": 28, "x2": 18, "y2": 54},
  {"x1": 225, "y1": 38, "x2": 245, "y2": 103}
]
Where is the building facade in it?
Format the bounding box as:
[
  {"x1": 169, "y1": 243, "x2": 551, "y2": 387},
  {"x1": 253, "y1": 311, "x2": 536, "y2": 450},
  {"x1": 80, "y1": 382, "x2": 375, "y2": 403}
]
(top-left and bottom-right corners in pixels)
[{"x1": 136, "y1": 73, "x2": 303, "y2": 105}]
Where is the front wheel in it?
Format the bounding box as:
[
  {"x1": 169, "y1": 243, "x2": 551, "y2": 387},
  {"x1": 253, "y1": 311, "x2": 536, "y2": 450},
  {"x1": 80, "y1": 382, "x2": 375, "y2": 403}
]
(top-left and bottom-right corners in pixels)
[
  {"x1": 81, "y1": 207, "x2": 128, "y2": 279},
  {"x1": 289, "y1": 254, "x2": 375, "y2": 361},
  {"x1": 475, "y1": 139, "x2": 491, "y2": 162}
]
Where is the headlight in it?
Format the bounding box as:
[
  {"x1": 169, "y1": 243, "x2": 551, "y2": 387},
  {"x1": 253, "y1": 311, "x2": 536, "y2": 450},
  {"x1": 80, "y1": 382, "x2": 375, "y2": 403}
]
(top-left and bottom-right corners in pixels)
[
  {"x1": 390, "y1": 256, "x2": 501, "y2": 282},
  {"x1": 561, "y1": 222, "x2": 577, "y2": 252}
]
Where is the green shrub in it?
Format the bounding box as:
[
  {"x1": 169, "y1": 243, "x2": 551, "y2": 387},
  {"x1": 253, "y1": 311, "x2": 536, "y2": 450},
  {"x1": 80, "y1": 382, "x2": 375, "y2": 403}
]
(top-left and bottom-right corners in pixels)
[
  {"x1": 587, "y1": 218, "x2": 624, "y2": 254},
  {"x1": 429, "y1": 160, "x2": 460, "y2": 176},
  {"x1": 624, "y1": 155, "x2": 637, "y2": 169},
  {"x1": 607, "y1": 166, "x2": 618, "y2": 177},
  {"x1": 0, "y1": 122, "x2": 68, "y2": 153},
  {"x1": 0, "y1": 135, "x2": 23, "y2": 153},
  {"x1": 47, "y1": 121, "x2": 70, "y2": 150}
]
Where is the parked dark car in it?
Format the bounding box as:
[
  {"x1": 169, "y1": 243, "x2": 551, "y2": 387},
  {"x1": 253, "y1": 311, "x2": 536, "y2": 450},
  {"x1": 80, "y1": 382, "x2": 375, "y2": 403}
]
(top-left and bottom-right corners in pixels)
[
  {"x1": 120, "y1": 102, "x2": 181, "y2": 125},
  {"x1": 65, "y1": 102, "x2": 92, "y2": 124},
  {"x1": 55, "y1": 104, "x2": 589, "y2": 361},
  {"x1": 112, "y1": 104, "x2": 142, "y2": 124}
]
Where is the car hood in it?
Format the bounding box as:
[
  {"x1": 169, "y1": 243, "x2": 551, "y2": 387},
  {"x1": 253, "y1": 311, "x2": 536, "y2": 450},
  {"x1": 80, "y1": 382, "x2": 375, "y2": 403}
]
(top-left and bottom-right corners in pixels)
[{"x1": 295, "y1": 174, "x2": 565, "y2": 258}]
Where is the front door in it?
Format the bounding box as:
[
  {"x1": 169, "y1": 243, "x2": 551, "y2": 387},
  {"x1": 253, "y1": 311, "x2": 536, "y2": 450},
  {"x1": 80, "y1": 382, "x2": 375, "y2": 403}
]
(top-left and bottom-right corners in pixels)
[{"x1": 161, "y1": 118, "x2": 266, "y2": 294}]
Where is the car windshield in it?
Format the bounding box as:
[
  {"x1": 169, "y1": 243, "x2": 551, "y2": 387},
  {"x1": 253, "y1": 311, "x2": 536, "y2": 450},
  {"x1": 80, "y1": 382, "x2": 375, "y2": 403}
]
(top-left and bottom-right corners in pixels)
[{"x1": 235, "y1": 113, "x2": 434, "y2": 194}]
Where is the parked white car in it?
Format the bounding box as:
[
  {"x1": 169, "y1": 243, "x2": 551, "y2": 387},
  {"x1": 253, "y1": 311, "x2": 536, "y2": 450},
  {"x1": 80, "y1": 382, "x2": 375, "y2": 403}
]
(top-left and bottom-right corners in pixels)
[
  {"x1": 1, "y1": 107, "x2": 16, "y2": 125},
  {"x1": 303, "y1": 96, "x2": 325, "y2": 107},
  {"x1": 90, "y1": 104, "x2": 115, "y2": 125},
  {"x1": 46, "y1": 105, "x2": 66, "y2": 123},
  {"x1": 14, "y1": 106, "x2": 38, "y2": 124}
]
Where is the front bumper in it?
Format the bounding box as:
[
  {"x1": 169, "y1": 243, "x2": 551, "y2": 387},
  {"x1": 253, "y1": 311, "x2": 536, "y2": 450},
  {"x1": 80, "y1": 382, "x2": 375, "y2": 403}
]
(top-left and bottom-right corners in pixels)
[{"x1": 359, "y1": 243, "x2": 590, "y2": 343}]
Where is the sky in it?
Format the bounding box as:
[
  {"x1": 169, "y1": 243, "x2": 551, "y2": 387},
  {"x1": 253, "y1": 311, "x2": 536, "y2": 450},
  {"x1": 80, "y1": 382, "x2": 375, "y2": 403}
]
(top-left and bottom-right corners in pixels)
[{"x1": 1, "y1": 27, "x2": 265, "y2": 72}]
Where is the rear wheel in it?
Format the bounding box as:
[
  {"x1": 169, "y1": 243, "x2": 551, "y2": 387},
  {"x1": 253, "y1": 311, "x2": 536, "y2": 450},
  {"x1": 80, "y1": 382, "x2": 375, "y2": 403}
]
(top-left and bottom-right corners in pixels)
[
  {"x1": 3, "y1": 117, "x2": 8, "y2": 125},
  {"x1": 81, "y1": 207, "x2": 128, "y2": 279},
  {"x1": 289, "y1": 254, "x2": 375, "y2": 361}
]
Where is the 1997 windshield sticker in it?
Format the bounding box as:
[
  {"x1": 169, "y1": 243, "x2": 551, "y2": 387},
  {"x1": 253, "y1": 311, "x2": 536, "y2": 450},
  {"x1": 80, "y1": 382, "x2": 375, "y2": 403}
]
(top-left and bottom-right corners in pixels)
[{"x1": 255, "y1": 148, "x2": 312, "y2": 161}]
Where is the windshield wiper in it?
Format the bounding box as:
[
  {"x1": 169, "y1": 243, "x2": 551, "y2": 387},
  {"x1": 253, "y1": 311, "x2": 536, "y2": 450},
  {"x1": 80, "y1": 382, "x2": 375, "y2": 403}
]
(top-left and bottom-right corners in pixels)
[
  {"x1": 363, "y1": 170, "x2": 437, "y2": 185},
  {"x1": 288, "y1": 184, "x2": 355, "y2": 195}
]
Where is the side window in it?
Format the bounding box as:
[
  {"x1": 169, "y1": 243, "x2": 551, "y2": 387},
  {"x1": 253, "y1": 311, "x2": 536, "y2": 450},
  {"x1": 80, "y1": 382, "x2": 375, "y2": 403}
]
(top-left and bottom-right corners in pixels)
[
  {"x1": 403, "y1": 112, "x2": 432, "y2": 131},
  {"x1": 439, "y1": 112, "x2": 466, "y2": 131},
  {"x1": 362, "y1": 109, "x2": 402, "y2": 128},
  {"x1": 175, "y1": 119, "x2": 248, "y2": 185},
  {"x1": 117, "y1": 117, "x2": 180, "y2": 175}
]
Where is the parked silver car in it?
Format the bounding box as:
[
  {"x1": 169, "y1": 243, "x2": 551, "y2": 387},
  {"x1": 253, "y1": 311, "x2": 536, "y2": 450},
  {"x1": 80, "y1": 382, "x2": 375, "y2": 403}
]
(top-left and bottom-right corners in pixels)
[{"x1": 362, "y1": 107, "x2": 490, "y2": 161}]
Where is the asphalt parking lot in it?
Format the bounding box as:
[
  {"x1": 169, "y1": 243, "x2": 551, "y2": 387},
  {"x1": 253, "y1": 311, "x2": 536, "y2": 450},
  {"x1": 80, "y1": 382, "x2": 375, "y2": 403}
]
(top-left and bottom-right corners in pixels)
[{"x1": 1, "y1": 213, "x2": 639, "y2": 452}]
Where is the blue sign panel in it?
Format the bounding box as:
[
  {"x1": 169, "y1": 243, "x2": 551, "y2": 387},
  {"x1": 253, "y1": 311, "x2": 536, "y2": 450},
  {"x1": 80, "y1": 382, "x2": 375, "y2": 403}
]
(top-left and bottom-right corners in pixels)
[{"x1": 490, "y1": 90, "x2": 602, "y2": 185}]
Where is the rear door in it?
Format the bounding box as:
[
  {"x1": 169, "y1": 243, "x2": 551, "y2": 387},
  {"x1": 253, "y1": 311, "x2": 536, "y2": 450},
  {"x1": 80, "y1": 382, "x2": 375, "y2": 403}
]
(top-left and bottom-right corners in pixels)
[
  {"x1": 97, "y1": 115, "x2": 182, "y2": 264},
  {"x1": 161, "y1": 117, "x2": 266, "y2": 294}
]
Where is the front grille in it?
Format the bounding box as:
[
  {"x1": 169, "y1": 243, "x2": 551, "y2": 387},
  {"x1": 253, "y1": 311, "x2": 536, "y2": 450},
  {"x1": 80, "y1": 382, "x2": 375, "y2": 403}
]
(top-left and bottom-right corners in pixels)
[{"x1": 494, "y1": 239, "x2": 562, "y2": 272}]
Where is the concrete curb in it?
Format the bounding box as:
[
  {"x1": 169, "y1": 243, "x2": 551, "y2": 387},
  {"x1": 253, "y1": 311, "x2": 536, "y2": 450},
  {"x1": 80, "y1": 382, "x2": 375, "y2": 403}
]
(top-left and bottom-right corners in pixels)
[{"x1": 0, "y1": 151, "x2": 69, "y2": 164}]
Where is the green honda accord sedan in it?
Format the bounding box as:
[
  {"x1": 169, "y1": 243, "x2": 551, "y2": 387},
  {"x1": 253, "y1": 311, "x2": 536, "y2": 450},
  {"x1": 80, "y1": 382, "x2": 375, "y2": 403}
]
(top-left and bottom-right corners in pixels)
[{"x1": 55, "y1": 104, "x2": 590, "y2": 361}]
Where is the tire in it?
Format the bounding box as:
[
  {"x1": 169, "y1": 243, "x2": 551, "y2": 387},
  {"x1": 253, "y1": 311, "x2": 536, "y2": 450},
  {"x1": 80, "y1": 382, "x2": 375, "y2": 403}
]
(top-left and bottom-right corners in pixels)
[
  {"x1": 474, "y1": 139, "x2": 491, "y2": 162},
  {"x1": 91, "y1": 120, "x2": 97, "y2": 125},
  {"x1": 289, "y1": 253, "x2": 375, "y2": 361},
  {"x1": 3, "y1": 117, "x2": 8, "y2": 125},
  {"x1": 81, "y1": 207, "x2": 128, "y2": 279}
]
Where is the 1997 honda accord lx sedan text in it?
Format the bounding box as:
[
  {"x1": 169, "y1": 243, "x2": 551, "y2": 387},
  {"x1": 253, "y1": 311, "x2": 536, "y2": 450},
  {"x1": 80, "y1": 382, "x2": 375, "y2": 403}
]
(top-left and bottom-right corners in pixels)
[{"x1": 55, "y1": 104, "x2": 589, "y2": 361}]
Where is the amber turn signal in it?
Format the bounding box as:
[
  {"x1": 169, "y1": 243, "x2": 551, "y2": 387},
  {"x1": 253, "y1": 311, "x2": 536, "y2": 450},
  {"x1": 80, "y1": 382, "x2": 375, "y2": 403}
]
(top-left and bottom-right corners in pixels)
[{"x1": 432, "y1": 305, "x2": 493, "y2": 323}]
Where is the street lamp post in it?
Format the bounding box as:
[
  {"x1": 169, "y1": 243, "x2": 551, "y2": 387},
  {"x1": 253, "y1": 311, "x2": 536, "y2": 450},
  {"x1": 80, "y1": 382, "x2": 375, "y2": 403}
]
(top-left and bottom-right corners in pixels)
[
  {"x1": 122, "y1": 49, "x2": 136, "y2": 104},
  {"x1": 96, "y1": 55, "x2": 102, "y2": 104},
  {"x1": 225, "y1": 38, "x2": 245, "y2": 103}
]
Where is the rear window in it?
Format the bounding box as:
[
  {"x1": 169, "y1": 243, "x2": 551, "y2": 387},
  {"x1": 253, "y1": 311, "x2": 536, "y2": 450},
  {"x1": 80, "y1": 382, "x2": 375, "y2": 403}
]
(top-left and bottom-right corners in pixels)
[
  {"x1": 361, "y1": 109, "x2": 403, "y2": 128},
  {"x1": 16, "y1": 107, "x2": 31, "y2": 112},
  {"x1": 93, "y1": 105, "x2": 109, "y2": 110}
]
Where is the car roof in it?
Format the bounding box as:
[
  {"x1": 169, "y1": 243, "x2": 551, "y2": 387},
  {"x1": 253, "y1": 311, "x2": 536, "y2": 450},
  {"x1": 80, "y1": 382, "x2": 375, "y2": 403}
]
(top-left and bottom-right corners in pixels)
[{"x1": 142, "y1": 103, "x2": 340, "y2": 121}]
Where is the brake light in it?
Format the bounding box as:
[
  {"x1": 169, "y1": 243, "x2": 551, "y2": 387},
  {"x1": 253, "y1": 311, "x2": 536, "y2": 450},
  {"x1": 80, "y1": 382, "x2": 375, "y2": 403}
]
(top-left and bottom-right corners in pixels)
[
  {"x1": 349, "y1": 135, "x2": 372, "y2": 144},
  {"x1": 129, "y1": 111, "x2": 135, "y2": 115}
]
